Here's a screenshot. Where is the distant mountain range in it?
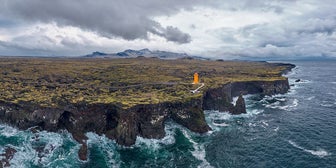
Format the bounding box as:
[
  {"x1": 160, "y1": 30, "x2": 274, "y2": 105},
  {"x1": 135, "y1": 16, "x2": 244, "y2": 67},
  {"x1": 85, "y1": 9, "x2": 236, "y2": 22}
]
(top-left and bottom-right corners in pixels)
[{"x1": 84, "y1": 48, "x2": 208, "y2": 60}]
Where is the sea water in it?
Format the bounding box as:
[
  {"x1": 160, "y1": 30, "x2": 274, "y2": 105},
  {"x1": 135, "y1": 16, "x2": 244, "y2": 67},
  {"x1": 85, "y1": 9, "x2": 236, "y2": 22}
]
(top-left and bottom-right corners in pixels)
[{"x1": 0, "y1": 61, "x2": 335, "y2": 167}]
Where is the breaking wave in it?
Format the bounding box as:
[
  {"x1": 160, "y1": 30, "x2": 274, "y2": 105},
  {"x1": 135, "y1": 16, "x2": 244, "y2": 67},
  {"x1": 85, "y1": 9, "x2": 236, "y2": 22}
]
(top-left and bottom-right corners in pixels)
[
  {"x1": 181, "y1": 129, "x2": 213, "y2": 168},
  {"x1": 86, "y1": 132, "x2": 120, "y2": 168},
  {"x1": 135, "y1": 121, "x2": 176, "y2": 149},
  {"x1": 263, "y1": 95, "x2": 298, "y2": 111},
  {"x1": 0, "y1": 125, "x2": 79, "y2": 167},
  {"x1": 288, "y1": 140, "x2": 331, "y2": 158}
]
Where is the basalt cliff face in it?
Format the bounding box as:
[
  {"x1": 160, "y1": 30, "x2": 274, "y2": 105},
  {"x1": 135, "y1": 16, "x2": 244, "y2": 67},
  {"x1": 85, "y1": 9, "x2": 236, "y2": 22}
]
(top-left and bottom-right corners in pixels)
[
  {"x1": 203, "y1": 79, "x2": 290, "y2": 113},
  {"x1": 0, "y1": 78, "x2": 291, "y2": 160},
  {"x1": 0, "y1": 97, "x2": 211, "y2": 160}
]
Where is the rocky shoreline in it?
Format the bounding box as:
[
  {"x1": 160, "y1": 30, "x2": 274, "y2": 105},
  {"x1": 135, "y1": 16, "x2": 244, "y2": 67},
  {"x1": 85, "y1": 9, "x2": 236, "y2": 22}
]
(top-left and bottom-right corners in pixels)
[
  {"x1": 0, "y1": 77, "x2": 293, "y2": 161},
  {"x1": 0, "y1": 57, "x2": 295, "y2": 162}
]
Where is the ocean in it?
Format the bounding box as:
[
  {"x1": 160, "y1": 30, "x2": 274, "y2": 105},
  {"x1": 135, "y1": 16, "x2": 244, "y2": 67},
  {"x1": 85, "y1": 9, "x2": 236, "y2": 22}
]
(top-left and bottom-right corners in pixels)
[{"x1": 0, "y1": 61, "x2": 335, "y2": 168}]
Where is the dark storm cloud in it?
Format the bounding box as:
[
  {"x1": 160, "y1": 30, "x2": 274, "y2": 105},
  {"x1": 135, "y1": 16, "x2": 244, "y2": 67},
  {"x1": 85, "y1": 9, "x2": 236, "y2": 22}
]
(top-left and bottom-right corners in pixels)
[
  {"x1": 0, "y1": 0, "x2": 200, "y2": 43},
  {"x1": 211, "y1": 1, "x2": 336, "y2": 59},
  {"x1": 0, "y1": 40, "x2": 52, "y2": 56},
  {"x1": 156, "y1": 26, "x2": 191, "y2": 44},
  {"x1": 1, "y1": 0, "x2": 336, "y2": 58}
]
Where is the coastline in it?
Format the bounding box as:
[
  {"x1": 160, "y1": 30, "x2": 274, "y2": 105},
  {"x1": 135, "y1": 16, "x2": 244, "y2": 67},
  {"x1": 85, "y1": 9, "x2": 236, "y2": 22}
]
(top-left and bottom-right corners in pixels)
[{"x1": 0, "y1": 57, "x2": 295, "y2": 161}]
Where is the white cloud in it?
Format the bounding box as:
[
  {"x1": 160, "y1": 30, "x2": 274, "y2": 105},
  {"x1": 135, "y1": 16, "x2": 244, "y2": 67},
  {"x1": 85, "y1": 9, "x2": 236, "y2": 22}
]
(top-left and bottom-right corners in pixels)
[
  {"x1": 0, "y1": 22, "x2": 192, "y2": 56},
  {"x1": 0, "y1": 0, "x2": 336, "y2": 59}
]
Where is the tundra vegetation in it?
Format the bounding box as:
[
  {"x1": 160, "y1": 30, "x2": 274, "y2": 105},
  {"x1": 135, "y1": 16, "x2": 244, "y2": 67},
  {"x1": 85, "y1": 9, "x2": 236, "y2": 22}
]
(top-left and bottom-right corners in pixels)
[{"x1": 0, "y1": 57, "x2": 289, "y2": 108}]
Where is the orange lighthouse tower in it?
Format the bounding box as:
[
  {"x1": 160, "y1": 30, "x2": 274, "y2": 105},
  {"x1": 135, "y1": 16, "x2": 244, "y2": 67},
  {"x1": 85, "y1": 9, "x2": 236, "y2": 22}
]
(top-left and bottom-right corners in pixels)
[{"x1": 193, "y1": 72, "x2": 199, "y2": 84}]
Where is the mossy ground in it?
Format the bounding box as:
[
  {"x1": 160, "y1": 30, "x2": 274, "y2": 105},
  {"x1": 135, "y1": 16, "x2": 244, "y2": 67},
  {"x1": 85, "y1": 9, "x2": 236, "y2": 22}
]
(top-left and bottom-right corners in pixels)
[{"x1": 0, "y1": 57, "x2": 290, "y2": 108}]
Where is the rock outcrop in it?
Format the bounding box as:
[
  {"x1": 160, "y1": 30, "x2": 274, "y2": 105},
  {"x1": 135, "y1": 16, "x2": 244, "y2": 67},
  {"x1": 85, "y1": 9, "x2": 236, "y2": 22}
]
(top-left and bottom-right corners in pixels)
[
  {"x1": 0, "y1": 147, "x2": 16, "y2": 167},
  {"x1": 232, "y1": 94, "x2": 246, "y2": 115},
  {"x1": 203, "y1": 79, "x2": 290, "y2": 113},
  {"x1": 0, "y1": 78, "x2": 292, "y2": 160}
]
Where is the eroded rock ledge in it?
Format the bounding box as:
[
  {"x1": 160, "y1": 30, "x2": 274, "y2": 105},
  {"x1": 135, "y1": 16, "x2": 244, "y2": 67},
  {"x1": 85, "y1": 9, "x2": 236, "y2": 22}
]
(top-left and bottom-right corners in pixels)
[
  {"x1": 203, "y1": 79, "x2": 290, "y2": 112},
  {"x1": 0, "y1": 77, "x2": 292, "y2": 160}
]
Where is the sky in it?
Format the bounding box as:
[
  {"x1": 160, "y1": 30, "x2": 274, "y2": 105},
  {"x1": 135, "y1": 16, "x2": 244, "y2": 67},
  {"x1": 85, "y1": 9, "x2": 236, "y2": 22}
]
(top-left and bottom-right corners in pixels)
[{"x1": 0, "y1": 0, "x2": 336, "y2": 59}]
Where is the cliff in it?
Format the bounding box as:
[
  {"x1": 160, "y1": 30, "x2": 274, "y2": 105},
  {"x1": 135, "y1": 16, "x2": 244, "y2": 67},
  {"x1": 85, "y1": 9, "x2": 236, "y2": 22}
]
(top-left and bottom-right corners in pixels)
[
  {"x1": 0, "y1": 96, "x2": 211, "y2": 160},
  {"x1": 203, "y1": 79, "x2": 289, "y2": 112},
  {"x1": 0, "y1": 57, "x2": 295, "y2": 161},
  {"x1": 0, "y1": 78, "x2": 292, "y2": 160}
]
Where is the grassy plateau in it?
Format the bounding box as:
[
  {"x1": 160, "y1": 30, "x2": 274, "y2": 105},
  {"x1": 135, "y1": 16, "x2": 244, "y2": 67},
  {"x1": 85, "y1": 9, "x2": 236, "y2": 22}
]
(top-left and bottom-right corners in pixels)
[{"x1": 0, "y1": 57, "x2": 289, "y2": 108}]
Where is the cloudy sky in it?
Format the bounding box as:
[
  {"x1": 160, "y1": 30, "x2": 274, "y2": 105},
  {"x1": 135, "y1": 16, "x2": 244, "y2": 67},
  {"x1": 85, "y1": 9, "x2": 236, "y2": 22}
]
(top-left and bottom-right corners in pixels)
[{"x1": 0, "y1": 0, "x2": 336, "y2": 59}]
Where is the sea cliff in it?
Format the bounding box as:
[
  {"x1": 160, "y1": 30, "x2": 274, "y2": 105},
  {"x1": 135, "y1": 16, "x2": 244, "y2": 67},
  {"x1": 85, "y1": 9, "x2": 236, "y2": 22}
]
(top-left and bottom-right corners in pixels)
[
  {"x1": 0, "y1": 78, "x2": 293, "y2": 160},
  {"x1": 0, "y1": 57, "x2": 295, "y2": 160}
]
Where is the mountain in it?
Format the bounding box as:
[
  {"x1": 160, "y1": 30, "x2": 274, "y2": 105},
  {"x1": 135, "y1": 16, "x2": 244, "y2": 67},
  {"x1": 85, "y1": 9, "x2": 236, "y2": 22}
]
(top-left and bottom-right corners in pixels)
[
  {"x1": 84, "y1": 51, "x2": 108, "y2": 57},
  {"x1": 84, "y1": 48, "x2": 207, "y2": 60},
  {"x1": 116, "y1": 48, "x2": 152, "y2": 57}
]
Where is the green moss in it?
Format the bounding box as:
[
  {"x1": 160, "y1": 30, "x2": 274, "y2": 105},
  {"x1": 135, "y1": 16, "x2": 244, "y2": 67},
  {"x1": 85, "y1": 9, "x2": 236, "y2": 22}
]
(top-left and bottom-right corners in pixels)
[{"x1": 0, "y1": 57, "x2": 291, "y2": 109}]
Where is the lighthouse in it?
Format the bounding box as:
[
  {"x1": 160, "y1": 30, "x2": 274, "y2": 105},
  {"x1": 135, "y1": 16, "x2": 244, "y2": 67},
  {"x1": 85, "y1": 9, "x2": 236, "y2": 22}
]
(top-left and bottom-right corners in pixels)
[
  {"x1": 193, "y1": 72, "x2": 199, "y2": 84},
  {"x1": 191, "y1": 72, "x2": 204, "y2": 93}
]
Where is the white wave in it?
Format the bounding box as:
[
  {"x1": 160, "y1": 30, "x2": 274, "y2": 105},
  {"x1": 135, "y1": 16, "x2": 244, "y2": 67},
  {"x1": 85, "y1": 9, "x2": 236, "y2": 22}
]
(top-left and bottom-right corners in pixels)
[
  {"x1": 8, "y1": 134, "x2": 38, "y2": 168},
  {"x1": 274, "y1": 127, "x2": 279, "y2": 132},
  {"x1": 288, "y1": 140, "x2": 331, "y2": 158},
  {"x1": 212, "y1": 122, "x2": 229, "y2": 127},
  {"x1": 287, "y1": 88, "x2": 297, "y2": 95},
  {"x1": 205, "y1": 110, "x2": 232, "y2": 120},
  {"x1": 205, "y1": 94, "x2": 266, "y2": 131},
  {"x1": 243, "y1": 109, "x2": 264, "y2": 118},
  {"x1": 265, "y1": 98, "x2": 298, "y2": 111},
  {"x1": 292, "y1": 99, "x2": 299, "y2": 107},
  {"x1": 135, "y1": 122, "x2": 176, "y2": 150},
  {"x1": 265, "y1": 101, "x2": 280, "y2": 108},
  {"x1": 86, "y1": 132, "x2": 120, "y2": 168},
  {"x1": 181, "y1": 129, "x2": 213, "y2": 168},
  {"x1": 321, "y1": 104, "x2": 333, "y2": 107},
  {"x1": 46, "y1": 143, "x2": 80, "y2": 167},
  {"x1": 248, "y1": 122, "x2": 257, "y2": 127},
  {"x1": 8, "y1": 130, "x2": 80, "y2": 168},
  {"x1": 205, "y1": 109, "x2": 264, "y2": 132},
  {"x1": 307, "y1": 96, "x2": 315, "y2": 101},
  {"x1": 232, "y1": 96, "x2": 238, "y2": 106},
  {"x1": 275, "y1": 98, "x2": 286, "y2": 102},
  {"x1": 261, "y1": 121, "x2": 269, "y2": 127},
  {"x1": 34, "y1": 131, "x2": 64, "y2": 164},
  {"x1": 284, "y1": 68, "x2": 298, "y2": 77},
  {"x1": 258, "y1": 120, "x2": 269, "y2": 129},
  {"x1": 331, "y1": 82, "x2": 336, "y2": 84},
  {"x1": 0, "y1": 125, "x2": 37, "y2": 167},
  {"x1": 0, "y1": 124, "x2": 18, "y2": 137},
  {"x1": 232, "y1": 94, "x2": 254, "y2": 106},
  {"x1": 205, "y1": 111, "x2": 231, "y2": 132},
  {"x1": 135, "y1": 137, "x2": 161, "y2": 150},
  {"x1": 19, "y1": 133, "x2": 59, "y2": 166},
  {"x1": 261, "y1": 95, "x2": 287, "y2": 104},
  {"x1": 205, "y1": 110, "x2": 232, "y2": 127},
  {"x1": 10, "y1": 146, "x2": 38, "y2": 168}
]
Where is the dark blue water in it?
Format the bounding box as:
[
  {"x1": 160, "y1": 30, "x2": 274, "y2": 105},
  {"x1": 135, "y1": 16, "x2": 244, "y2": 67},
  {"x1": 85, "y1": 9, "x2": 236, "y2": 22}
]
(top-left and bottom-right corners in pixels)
[
  {"x1": 0, "y1": 61, "x2": 335, "y2": 167},
  {"x1": 205, "y1": 61, "x2": 336, "y2": 168}
]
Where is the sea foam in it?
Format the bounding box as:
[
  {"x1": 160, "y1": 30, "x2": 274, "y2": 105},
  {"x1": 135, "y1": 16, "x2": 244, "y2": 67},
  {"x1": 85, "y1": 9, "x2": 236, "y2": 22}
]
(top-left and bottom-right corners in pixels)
[
  {"x1": 307, "y1": 96, "x2": 315, "y2": 101},
  {"x1": 181, "y1": 129, "x2": 213, "y2": 168},
  {"x1": 135, "y1": 121, "x2": 177, "y2": 150},
  {"x1": 0, "y1": 124, "x2": 18, "y2": 137},
  {"x1": 264, "y1": 97, "x2": 298, "y2": 111},
  {"x1": 86, "y1": 132, "x2": 120, "y2": 168},
  {"x1": 288, "y1": 140, "x2": 331, "y2": 158}
]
